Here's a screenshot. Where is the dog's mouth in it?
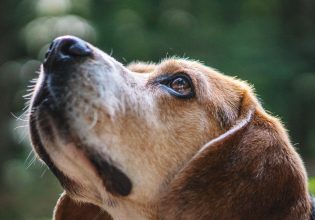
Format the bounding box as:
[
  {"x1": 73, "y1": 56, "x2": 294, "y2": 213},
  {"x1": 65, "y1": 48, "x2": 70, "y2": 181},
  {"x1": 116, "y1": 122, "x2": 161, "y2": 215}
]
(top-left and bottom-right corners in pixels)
[
  {"x1": 29, "y1": 78, "x2": 81, "y2": 195},
  {"x1": 29, "y1": 36, "x2": 132, "y2": 197}
]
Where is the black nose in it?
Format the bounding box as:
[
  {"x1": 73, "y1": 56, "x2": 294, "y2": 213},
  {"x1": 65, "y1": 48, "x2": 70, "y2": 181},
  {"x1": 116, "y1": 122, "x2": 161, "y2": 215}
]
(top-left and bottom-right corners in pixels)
[{"x1": 44, "y1": 36, "x2": 92, "y2": 70}]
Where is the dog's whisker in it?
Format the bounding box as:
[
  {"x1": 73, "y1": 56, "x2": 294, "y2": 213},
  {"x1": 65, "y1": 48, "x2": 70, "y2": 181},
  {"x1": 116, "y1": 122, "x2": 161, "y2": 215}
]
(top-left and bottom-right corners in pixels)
[
  {"x1": 122, "y1": 57, "x2": 127, "y2": 63},
  {"x1": 26, "y1": 154, "x2": 37, "y2": 169},
  {"x1": 25, "y1": 150, "x2": 34, "y2": 164},
  {"x1": 14, "y1": 125, "x2": 29, "y2": 144},
  {"x1": 84, "y1": 105, "x2": 89, "y2": 114},
  {"x1": 11, "y1": 112, "x2": 29, "y2": 122},
  {"x1": 14, "y1": 124, "x2": 28, "y2": 130},
  {"x1": 40, "y1": 167, "x2": 48, "y2": 178},
  {"x1": 109, "y1": 48, "x2": 114, "y2": 56},
  {"x1": 88, "y1": 110, "x2": 98, "y2": 130}
]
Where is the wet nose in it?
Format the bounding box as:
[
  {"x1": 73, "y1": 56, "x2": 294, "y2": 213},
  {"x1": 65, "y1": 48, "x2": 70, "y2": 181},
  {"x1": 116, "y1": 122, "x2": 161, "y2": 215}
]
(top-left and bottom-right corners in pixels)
[{"x1": 44, "y1": 36, "x2": 92, "y2": 70}]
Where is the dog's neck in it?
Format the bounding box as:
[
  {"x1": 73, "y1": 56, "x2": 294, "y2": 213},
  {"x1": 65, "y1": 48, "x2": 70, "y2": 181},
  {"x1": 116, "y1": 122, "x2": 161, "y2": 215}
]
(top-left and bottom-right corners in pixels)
[{"x1": 104, "y1": 199, "x2": 157, "y2": 220}]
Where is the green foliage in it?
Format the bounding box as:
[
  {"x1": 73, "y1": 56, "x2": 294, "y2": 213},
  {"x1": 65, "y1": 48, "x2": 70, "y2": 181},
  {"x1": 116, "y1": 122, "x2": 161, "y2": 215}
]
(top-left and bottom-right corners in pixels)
[
  {"x1": 0, "y1": 0, "x2": 314, "y2": 219},
  {"x1": 309, "y1": 178, "x2": 315, "y2": 195}
]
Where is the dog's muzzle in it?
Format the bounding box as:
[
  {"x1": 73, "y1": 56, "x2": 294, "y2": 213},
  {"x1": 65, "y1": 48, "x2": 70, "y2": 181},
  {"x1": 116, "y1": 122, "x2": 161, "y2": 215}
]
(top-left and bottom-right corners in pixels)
[
  {"x1": 30, "y1": 36, "x2": 133, "y2": 197},
  {"x1": 33, "y1": 36, "x2": 95, "y2": 117}
]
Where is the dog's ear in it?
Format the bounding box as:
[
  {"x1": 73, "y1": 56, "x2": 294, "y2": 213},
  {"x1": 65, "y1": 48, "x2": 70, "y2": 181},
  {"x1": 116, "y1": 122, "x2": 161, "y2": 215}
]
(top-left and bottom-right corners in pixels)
[
  {"x1": 160, "y1": 89, "x2": 311, "y2": 219},
  {"x1": 53, "y1": 192, "x2": 113, "y2": 220}
]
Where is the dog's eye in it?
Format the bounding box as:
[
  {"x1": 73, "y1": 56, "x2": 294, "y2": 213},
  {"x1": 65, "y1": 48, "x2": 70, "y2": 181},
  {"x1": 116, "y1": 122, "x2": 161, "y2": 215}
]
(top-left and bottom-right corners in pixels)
[
  {"x1": 159, "y1": 74, "x2": 194, "y2": 98},
  {"x1": 170, "y1": 76, "x2": 192, "y2": 96}
]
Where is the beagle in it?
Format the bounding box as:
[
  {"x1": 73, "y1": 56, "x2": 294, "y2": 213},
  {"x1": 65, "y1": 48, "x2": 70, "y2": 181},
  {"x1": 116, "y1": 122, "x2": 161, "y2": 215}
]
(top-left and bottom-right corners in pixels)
[{"x1": 28, "y1": 35, "x2": 314, "y2": 220}]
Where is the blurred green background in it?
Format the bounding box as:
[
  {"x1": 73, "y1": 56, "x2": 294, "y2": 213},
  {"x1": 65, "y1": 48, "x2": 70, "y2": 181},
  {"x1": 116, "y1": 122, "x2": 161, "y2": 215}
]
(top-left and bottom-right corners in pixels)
[{"x1": 0, "y1": 0, "x2": 314, "y2": 219}]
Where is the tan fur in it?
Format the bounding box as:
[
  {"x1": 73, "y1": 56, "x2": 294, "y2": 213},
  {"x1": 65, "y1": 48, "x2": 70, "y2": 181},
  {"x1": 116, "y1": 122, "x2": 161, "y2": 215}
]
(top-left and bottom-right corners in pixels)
[{"x1": 29, "y1": 41, "x2": 312, "y2": 220}]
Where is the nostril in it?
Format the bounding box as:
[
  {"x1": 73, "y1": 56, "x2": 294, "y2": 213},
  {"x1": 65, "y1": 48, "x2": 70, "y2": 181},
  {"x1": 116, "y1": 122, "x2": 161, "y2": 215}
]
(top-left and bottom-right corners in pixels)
[
  {"x1": 48, "y1": 41, "x2": 55, "y2": 50},
  {"x1": 59, "y1": 38, "x2": 92, "y2": 57},
  {"x1": 43, "y1": 36, "x2": 92, "y2": 71},
  {"x1": 68, "y1": 42, "x2": 92, "y2": 56},
  {"x1": 44, "y1": 41, "x2": 55, "y2": 61}
]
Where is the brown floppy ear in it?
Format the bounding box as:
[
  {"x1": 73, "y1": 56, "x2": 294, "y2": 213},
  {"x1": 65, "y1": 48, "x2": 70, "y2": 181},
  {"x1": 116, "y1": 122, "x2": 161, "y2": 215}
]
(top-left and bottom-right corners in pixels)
[
  {"x1": 54, "y1": 192, "x2": 113, "y2": 220},
  {"x1": 160, "y1": 90, "x2": 311, "y2": 220}
]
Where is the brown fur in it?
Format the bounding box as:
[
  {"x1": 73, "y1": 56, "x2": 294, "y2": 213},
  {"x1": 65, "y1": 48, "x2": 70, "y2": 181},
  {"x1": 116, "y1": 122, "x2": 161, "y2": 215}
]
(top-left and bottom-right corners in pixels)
[
  {"x1": 158, "y1": 89, "x2": 311, "y2": 220},
  {"x1": 54, "y1": 193, "x2": 113, "y2": 220}
]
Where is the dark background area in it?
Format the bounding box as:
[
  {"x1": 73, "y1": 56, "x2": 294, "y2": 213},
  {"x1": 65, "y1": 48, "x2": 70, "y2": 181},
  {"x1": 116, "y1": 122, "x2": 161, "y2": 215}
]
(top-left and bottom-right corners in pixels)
[{"x1": 0, "y1": 0, "x2": 314, "y2": 219}]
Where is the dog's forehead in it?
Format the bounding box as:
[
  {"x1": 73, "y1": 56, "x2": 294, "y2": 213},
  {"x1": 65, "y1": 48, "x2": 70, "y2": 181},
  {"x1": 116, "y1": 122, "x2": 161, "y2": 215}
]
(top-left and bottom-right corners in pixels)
[
  {"x1": 157, "y1": 59, "x2": 201, "y2": 73},
  {"x1": 127, "y1": 59, "x2": 213, "y2": 81}
]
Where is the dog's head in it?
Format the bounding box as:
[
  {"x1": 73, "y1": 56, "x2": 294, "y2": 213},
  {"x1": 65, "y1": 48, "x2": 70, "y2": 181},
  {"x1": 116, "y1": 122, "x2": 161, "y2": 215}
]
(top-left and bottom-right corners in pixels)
[{"x1": 29, "y1": 36, "x2": 311, "y2": 219}]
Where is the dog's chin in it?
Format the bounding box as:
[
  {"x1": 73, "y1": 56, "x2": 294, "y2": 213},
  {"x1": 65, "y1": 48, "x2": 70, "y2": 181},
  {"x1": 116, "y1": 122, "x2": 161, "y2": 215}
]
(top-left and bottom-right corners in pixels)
[{"x1": 30, "y1": 85, "x2": 133, "y2": 199}]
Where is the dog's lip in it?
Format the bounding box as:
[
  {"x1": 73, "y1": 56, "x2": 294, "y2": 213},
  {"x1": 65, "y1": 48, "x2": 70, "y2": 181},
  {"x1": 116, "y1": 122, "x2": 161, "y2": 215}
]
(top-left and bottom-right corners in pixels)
[
  {"x1": 85, "y1": 149, "x2": 132, "y2": 196},
  {"x1": 64, "y1": 134, "x2": 133, "y2": 196},
  {"x1": 29, "y1": 109, "x2": 81, "y2": 196},
  {"x1": 31, "y1": 77, "x2": 49, "y2": 109},
  {"x1": 30, "y1": 83, "x2": 87, "y2": 195},
  {"x1": 31, "y1": 73, "x2": 60, "y2": 112},
  {"x1": 30, "y1": 98, "x2": 132, "y2": 197}
]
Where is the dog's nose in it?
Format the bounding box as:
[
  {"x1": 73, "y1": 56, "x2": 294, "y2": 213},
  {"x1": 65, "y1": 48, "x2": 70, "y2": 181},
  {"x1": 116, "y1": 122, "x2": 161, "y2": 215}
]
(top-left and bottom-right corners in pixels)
[{"x1": 44, "y1": 36, "x2": 92, "y2": 70}]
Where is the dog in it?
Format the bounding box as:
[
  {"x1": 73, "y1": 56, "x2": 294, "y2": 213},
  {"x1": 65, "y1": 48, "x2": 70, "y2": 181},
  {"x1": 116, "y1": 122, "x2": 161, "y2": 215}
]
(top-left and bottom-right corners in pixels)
[{"x1": 28, "y1": 35, "x2": 315, "y2": 220}]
